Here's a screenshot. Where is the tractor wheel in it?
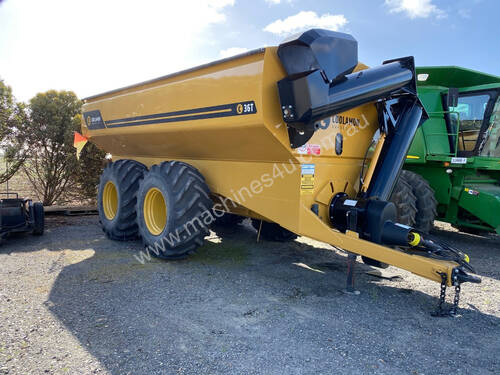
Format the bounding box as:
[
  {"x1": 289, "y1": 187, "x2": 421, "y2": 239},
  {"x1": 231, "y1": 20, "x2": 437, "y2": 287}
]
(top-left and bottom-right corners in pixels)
[
  {"x1": 401, "y1": 170, "x2": 437, "y2": 233},
  {"x1": 98, "y1": 159, "x2": 146, "y2": 241},
  {"x1": 32, "y1": 202, "x2": 44, "y2": 235},
  {"x1": 213, "y1": 212, "x2": 244, "y2": 227},
  {"x1": 389, "y1": 175, "x2": 417, "y2": 227},
  {"x1": 136, "y1": 161, "x2": 213, "y2": 260},
  {"x1": 251, "y1": 219, "x2": 298, "y2": 242},
  {"x1": 456, "y1": 226, "x2": 484, "y2": 236}
]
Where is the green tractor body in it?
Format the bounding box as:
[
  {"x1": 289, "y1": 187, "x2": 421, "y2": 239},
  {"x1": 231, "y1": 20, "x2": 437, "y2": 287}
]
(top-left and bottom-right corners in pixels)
[{"x1": 404, "y1": 66, "x2": 500, "y2": 234}]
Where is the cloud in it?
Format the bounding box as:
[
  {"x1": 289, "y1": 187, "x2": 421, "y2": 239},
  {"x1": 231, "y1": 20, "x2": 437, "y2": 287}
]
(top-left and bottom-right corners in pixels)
[
  {"x1": 0, "y1": 0, "x2": 235, "y2": 101},
  {"x1": 265, "y1": 0, "x2": 294, "y2": 4},
  {"x1": 265, "y1": 0, "x2": 295, "y2": 5},
  {"x1": 263, "y1": 11, "x2": 348, "y2": 36},
  {"x1": 385, "y1": 0, "x2": 446, "y2": 19},
  {"x1": 458, "y1": 8, "x2": 471, "y2": 19}
]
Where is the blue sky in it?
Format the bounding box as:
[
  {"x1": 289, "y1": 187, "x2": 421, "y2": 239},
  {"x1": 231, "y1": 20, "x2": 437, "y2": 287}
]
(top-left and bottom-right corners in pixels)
[{"x1": 0, "y1": 0, "x2": 496, "y2": 102}]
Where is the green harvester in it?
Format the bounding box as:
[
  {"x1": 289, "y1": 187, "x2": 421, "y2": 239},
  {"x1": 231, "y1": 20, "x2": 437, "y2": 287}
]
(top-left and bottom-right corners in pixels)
[{"x1": 397, "y1": 66, "x2": 500, "y2": 234}]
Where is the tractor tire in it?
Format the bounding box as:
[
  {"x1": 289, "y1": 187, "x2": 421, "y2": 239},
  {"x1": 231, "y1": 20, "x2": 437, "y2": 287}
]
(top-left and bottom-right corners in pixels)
[
  {"x1": 401, "y1": 170, "x2": 437, "y2": 233},
  {"x1": 213, "y1": 212, "x2": 244, "y2": 227},
  {"x1": 389, "y1": 175, "x2": 417, "y2": 227},
  {"x1": 32, "y1": 202, "x2": 44, "y2": 235},
  {"x1": 456, "y1": 226, "x2": 484, "y2": 236},
  {"x1": 98, "y1": 159, "x2": 146, "y2": 241},
  {"x1": 136, "y1": 161, "x2": 213, "y2": 260},
  {"x1": 251, "y1": 219, "x2": 298, "y2": 242}
]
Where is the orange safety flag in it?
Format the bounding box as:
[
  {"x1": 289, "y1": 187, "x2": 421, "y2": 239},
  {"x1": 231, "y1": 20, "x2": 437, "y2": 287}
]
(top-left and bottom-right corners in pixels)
[{"x1": 74, "y1": 131, "x2": 88, "y2": 160}]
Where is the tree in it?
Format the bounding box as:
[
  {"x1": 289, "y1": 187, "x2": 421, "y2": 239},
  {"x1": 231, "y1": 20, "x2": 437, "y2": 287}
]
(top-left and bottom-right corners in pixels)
[
  {"x1": 23, "y1": 90, "x2": 106, "y2": 205},
  {"x1": 0, "y1": 79, "x2": 29, "y2": 184},
  {"x1": 23, "y1": 90, "x2": 83, "y2": 205},
  {"x1": 71, "y1": 142, "x2": 107, "y2": 203}
]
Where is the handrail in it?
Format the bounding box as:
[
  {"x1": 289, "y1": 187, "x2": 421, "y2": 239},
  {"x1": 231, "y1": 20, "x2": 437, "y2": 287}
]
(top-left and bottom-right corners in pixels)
[{"x1": 0, "y1": 192, "x2": 19, "y2": 199}]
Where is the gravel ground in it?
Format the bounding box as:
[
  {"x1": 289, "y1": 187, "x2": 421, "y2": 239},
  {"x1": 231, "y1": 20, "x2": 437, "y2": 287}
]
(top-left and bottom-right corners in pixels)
[{"x1": 0, "y1": 216, "x2": 498, "y2": 375}]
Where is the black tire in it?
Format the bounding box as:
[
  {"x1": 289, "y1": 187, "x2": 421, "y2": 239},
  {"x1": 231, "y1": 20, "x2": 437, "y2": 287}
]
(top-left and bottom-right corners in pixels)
[
  {"x1": 32, "y1": 202, "x2": 44, "y2": 235},
  {"x1": 213, "y1": 212, "x2": 244, "y2": 227},
  {"x1": 456, "y1": 226, "x2": 485, "y2": 236},
  {"x1": 401, "y1": 170, "x2": 437, "y2": 233},
  {"x1": 98, "y1": 159, "x2": 146, "y2": 241},
  {"x1": 136, "y1": 161, "x2": 213, "y2": 259},
  {"x1": 389, "y1": 175, "x2": 417, "y2": 227},
  {"x1": 251, "y1": 219, "x2": 298, "y2": 242}
]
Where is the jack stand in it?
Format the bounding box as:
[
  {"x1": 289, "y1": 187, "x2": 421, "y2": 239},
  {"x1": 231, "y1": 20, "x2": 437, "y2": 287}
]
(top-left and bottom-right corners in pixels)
[{"x1": 343, "y1": 253, "x2": 360, "y2": 295}]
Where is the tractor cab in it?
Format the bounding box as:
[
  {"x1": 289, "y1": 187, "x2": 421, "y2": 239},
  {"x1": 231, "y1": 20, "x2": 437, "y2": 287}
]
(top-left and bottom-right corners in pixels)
[{"x1": 415, "y1": 66, "x2": 500, "y2": 160}]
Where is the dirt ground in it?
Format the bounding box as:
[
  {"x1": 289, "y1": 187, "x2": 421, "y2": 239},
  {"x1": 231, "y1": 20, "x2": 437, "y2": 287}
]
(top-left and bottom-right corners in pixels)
[{"x1": 0, "y1": 216, "x2": 499, "y2": 375}]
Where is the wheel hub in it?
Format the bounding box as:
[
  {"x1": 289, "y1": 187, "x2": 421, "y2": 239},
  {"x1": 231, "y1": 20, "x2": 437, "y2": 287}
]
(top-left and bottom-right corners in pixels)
[
  {"x1": 144, "y1": 187, "x2": 167, "y2": 235},
  {"x1": 102, "y1": 181, "x2": 118, "y2": 220}
]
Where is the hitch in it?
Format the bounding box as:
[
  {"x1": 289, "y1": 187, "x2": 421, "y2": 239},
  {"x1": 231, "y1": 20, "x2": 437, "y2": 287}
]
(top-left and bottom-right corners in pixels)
[
  {"x1": 407, "y1": 234, "x2": 481, "y2": 317},
  {"x1": 454, "y1": 267, "x2": 481, "y2": 284}
]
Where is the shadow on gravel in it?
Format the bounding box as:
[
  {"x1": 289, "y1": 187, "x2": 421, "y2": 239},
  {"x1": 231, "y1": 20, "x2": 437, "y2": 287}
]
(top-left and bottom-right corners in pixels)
[
  {"x1": 36, "y1": 219, "x2": 500, "y2": 374},
  {"x1": 0, "y1": 216, "x2": 99, "y2": 253}
]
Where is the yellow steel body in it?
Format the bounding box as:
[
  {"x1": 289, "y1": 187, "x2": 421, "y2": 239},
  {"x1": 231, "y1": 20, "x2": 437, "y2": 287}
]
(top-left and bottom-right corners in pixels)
[{"x1": 82, "y1": 47, "x2": 458, "y2": 285}]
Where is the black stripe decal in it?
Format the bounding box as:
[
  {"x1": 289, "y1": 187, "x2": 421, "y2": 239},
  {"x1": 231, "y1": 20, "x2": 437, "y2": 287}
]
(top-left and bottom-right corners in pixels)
[
  {"x1": 102, "y1": 101, "x2": 256, "y2": 128},
  {"x1": 105, "y1": 103, "x2": 234, "y2": 124}
]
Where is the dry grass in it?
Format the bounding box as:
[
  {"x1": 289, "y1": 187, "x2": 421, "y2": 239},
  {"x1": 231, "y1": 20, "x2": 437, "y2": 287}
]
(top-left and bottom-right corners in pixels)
[
  {"x1": 0, "y1": 158, "x2": 96, "y2": 205},
  {"x1": 0, "y1": 158, "x2": 39, "y2": 200}
]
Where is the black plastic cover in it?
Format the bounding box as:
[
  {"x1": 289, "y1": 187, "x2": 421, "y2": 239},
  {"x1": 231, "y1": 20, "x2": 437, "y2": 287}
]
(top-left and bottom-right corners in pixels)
[
  {"x1": 277, "y1": 29, "x2": 358, "y2": 83},
  {"x1": 329, "y1": 194, "x2": 412, "y2": 247},
  {"x1": 366, "y1": 99, "x2": 423, "y2": 201}
]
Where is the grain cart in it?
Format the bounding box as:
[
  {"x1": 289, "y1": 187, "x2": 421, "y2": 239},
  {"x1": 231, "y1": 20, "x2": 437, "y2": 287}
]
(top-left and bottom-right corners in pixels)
[
  {"x1": 80, "y1": 29, "x2": 480, "y2": 315},
  {"x1": 396, "y1": 66, "x2": 500, "y2": 234}
]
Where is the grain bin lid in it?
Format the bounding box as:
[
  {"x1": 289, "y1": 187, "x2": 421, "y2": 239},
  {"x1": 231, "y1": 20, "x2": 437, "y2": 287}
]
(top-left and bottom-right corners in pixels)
[{"x1": 277, "y1": 29, "x2": 358, "y2": 83}]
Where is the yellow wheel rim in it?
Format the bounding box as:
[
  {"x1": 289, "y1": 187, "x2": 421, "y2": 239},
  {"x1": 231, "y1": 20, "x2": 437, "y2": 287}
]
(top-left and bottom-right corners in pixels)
[
  {"x1": 102, "y1": 181, "x2": 118, "y2": 220},
  {"x1": 143, "y1": 187, "x2": 167, "y2": 236}
]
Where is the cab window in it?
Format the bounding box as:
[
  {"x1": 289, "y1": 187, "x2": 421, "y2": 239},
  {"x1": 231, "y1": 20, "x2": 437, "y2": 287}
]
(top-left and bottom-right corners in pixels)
[
  {"x1": 449, "y1": 94, "x2": 490, "y2": 153},
  {"x1": 479, "y1": 96, "x2": 500, "y2": 157}
]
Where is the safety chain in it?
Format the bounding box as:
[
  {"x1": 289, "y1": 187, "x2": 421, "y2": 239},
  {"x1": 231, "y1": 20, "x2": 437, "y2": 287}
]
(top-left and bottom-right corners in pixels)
[
  {"x1": 431, "y1": 272, "x2": 461, "y2": 317},
  {"x1": 452, "y1": 283, "x2": 461, "y2": 316}
]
